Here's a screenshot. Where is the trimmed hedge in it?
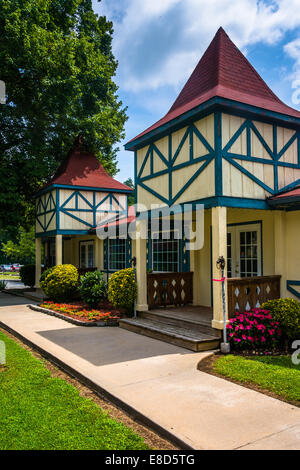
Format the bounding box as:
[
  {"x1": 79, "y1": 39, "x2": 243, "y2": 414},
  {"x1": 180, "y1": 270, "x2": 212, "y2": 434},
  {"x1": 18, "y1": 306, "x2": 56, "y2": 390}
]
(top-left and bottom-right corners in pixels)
[
  {"x1": 108, "y1": 268, "x2": 137, "y2": 315},
  {"x1": 40, "y1": 264, "x2": 79, "y2": 301},
  {"x1": 262, "y1": 298, "x2": 300, "y2": 340},
  {"x1": 20, "y1": 264, "x2": 35, "y2": 288}
]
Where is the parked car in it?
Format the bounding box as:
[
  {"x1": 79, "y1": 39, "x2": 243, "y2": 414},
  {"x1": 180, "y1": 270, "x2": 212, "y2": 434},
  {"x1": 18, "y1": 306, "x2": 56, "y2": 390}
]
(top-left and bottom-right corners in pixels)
[
  {"x1": 1, "y1": 264, "x2": 12, "y2": 272},
  {"x1": 11, "y1": 264, "x2": 21, "y2": 272}
]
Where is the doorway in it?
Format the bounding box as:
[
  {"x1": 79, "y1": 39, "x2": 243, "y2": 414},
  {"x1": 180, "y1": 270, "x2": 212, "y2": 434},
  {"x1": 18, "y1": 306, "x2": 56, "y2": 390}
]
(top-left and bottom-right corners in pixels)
[{"x1": 227, "y1": 223, "x2": 262, "y2": 278}]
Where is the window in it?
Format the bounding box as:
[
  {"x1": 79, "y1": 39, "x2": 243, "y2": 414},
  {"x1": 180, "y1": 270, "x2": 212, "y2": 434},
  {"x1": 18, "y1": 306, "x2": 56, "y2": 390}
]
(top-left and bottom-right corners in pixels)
[
  {"x1": 152, "y1": 231, "x2": 179, "y2": 272},
  {"x1": 108, "y1": 238, "x2": 126, "y2": 271},
  {"x1": 79, "y1": 241, "x2": 94, "y2": 268}
]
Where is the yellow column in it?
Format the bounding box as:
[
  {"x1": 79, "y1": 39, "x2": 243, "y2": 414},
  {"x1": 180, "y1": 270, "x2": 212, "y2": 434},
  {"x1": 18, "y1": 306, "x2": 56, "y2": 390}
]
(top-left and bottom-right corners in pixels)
[
  {"x1": 211, "y1": 206, "x2": 228, "y2": 330},
  {"x1": 35, "y1": 237, "x2": 42, "y2": 288},
  {"x1": 135, "y1": 220, "x2": 148, "y2": 312},
  {"x1": 190, "y1": 249, "x2": 201, "y2": 306},
  {"x1": 94, "y1": 238, "x2": 104, "y2": 270},
  {"x1": 274, "y1": 211, "x2": 286, "y2": 297},
  {"x1": 55, "y1": 234, "x2": 63, "y2": 265}
]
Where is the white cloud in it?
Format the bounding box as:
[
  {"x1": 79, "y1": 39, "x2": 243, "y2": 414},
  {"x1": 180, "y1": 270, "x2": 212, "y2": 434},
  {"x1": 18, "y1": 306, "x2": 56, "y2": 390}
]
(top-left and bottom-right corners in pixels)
[{"x1": 96, "y1": 0, "x2": 300, "y2": 93}]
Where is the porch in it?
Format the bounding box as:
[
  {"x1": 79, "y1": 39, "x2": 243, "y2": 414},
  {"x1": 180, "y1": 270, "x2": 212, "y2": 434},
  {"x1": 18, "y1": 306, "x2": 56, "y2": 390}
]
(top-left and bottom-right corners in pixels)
[{"x1": 133, "y1": 206, "x2": 285, "y2": 341}]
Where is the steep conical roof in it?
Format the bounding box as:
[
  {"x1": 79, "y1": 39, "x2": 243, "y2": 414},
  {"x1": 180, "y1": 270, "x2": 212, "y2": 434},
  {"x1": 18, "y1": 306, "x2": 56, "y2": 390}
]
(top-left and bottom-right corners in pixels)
[
  {"x1": 128, "y1": 27, "x2": 300, "y2": 144},
  {"x1": 44, "y1": 135, "x2": 132, "y2": 192}
]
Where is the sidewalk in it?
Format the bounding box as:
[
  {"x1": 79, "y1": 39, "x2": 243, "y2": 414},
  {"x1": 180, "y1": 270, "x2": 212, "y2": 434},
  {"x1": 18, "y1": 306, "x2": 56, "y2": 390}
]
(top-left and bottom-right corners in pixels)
[{"x1": 0, "y1": 293, "x2": 300, "y2": 450}]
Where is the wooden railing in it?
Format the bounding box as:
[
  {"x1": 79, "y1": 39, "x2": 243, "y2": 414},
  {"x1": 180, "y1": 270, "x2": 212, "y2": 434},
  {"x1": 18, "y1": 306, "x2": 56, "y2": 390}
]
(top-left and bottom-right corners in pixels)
[
  {"x1": 147, "y1": 272, "x2": 193, "y2": 309},
  {"x1": 227, "y1": 275, "x2": 281, "y2": 318}
]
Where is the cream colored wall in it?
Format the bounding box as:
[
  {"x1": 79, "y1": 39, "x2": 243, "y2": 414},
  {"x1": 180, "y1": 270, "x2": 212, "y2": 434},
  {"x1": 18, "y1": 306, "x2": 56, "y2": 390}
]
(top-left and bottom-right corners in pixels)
[
  {"x1": 190, "y1": 208, "x2": 277, "y2": 308},
  {"x1": 222, "y1": 114, "x2": 274, "y2": 198},
  {"x1": 59, "y1": 189, "x2": 127, "y2": 231},
  {"x1": 62, "y1": 235, "x2": 103, "y2": 270},
  {"x1": 191, "y1": 210, "x2": 212, "y2": 307},
  {"x1": 285, "y1": 211, "x2": 300, "y2": 299},
  {"x1": 227, "y1": 208, "x2": 275, "y2": 276},
  {"x1": 222, "y1": 113, "x2": 300, "y2": 197},
  {"x1": 136, "y1": 114, "x2": 215, "y2": 208},
  {"x1": 35, "y1": 190, "x2": 56, "y2": 234}
]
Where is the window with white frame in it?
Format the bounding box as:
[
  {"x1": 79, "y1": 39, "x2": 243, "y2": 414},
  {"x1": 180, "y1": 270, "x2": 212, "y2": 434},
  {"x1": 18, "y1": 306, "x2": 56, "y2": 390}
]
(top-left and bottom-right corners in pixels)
[
  {"x1": 79, "y1": 241, "x2": 94, "y2": 268},
  {"x1": 152, "y1": 231, "x2": 179, "y2": 272},
  {"x1": 108, "y1": 238, "x2": 126, "y2": 271}
]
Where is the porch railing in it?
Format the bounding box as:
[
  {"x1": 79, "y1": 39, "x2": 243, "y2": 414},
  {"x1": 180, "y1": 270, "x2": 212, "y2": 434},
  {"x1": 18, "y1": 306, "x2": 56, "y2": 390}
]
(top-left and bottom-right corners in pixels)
[
  {"x1": 227, "y1": 275, "x2": 281, "y2": 318},
  {"x1": 147, "y1": 272, "x2": 193, "y2": 309}
]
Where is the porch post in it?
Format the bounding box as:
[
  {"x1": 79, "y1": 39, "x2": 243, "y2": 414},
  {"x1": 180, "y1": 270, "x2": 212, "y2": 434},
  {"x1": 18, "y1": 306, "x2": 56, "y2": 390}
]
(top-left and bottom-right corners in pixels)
[
  {"x1": 211, "y1": 206, "x2": 228, "y2": 330},
  {"x1": 55, "y1": 234, "x2": 63, "y2": 265},
  {"x1": 35, "y1": 237, "x2": 42, "y2": 288},
  {"x1": 274, "y1": 211, "x2": 286, "y2": 297},
  {"x1": 135, "y1": 220, "x2": 148, "y2": 311}
]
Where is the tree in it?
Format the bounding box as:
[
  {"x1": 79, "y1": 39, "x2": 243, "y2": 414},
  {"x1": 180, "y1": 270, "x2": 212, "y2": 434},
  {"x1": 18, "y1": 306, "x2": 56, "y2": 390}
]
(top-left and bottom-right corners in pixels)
[
  {"x1": 2, "y1": 226, "x2": 35, "y2": 264},
  {"x1": 0, "y1": 0, "x2": 127, "y2": 236},
  {"x1": 124, "y1": 177, "x2": 135, "y2": 206}
]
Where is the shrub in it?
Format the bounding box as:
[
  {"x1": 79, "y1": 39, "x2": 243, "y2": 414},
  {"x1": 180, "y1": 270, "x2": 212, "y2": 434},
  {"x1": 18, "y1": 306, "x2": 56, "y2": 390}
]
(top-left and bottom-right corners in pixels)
[
  {"x1": 20, "y1": 264, "x2": 35, "y2": 288},
  {"x1": 0, "y1": 280, "x2": 6, "y2": 291},
  {"x1": 262, "y1": 298, "x2": 300, "y2": 340},
  {"x1": 227, "y1": 309, "x2": 282, "y2": 351},
  {"x1": 40, "y1": 266, "x2": 54, "y2": 284},
  {"x1": 108, "y1": 268, "x2": 137, "y2": 315},
  {"x1": 40, "y1": 264, "x2": 79, "y2": 301},
  {"x1": 79, "y1": 271, "x2": 106, "y2": 308}
]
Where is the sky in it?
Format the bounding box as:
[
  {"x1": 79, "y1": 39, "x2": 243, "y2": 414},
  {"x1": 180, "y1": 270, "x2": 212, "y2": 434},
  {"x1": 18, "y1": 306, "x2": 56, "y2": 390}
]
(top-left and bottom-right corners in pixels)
[{"x1": 92, "y1": 0, "x2": 300, "y2": 183}]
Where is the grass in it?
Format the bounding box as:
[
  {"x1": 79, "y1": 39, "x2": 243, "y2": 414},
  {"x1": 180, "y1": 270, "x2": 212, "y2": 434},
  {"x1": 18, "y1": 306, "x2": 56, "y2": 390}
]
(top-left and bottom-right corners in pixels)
[
  {"x1": 0, "y1": 273, "x2": 20, "y2": 279},
  {"x1": 0, "y1": 330, "x2": 149, "y2": 450},
  {"x1": 214, "y1": 354, "x2": 300, "y2": 403}
]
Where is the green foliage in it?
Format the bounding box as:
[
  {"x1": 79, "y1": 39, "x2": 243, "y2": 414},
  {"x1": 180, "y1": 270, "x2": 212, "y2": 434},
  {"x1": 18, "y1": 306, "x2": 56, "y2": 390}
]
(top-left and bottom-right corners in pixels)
[
  {"x1": 79, "y1": 270, "x2": 106, "y2": 307},
  {"x1": 108, "y1": 268, "x2": 137, "y2": 315},
  {"x1": 19, "y1": 264, "x2": 35, "y2": 288},
  {"x1": 0, "y1": 0, "x2": 127, "y2": 234},
  {"x1": 0, "y1": 330, "x2": 148, "y2": 450},
  {"x1": 0, "y1": 280, "x2": 6, "y2": 291},
  {"x1": 214, "y1": 354, "x2": 300, "y2": 402},
  {"x1": 1, "y1": 227, "x2": 35, "y2": 264},
  {"x1": 262, "y1": 298, "x2": 300, "y2": 340},
  {"x1": 40, "y1": 266, "x2": 54, "y2": 283},
  {"x1": 123, "y1": 178, "x2": 135, "y2": 206},
  {"x1": 40, "y1": 264, "x2": 79, "y2": 301}
]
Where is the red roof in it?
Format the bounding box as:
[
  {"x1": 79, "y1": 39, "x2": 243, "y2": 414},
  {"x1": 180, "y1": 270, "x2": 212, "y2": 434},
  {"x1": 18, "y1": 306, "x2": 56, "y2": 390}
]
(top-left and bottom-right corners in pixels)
[
  {"x1": 270, "y1": 186, "x2": 300, "y2": 200},
  {"x1": 45, "y1": 136, "x2": 132, "y2": 192},
  {"x1": 127, "y1": 27, "x2": 300, "y2": 145}
]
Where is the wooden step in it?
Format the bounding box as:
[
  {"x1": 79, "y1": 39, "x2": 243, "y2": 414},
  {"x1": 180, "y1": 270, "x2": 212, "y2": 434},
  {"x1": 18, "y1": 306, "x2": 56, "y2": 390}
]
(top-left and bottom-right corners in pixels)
[
  {"x1": 119, "y1": 318, "x2": 220, "y2": 352},
  {"x1": 138, "y1": 310, "x2": 221, "y2": 338}
]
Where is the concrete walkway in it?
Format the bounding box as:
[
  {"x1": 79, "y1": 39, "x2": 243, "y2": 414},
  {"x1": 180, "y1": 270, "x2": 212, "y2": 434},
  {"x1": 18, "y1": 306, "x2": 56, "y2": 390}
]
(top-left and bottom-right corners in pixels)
[{"x1": 0, "y1": 293, "x2": 300, "y2": 450}]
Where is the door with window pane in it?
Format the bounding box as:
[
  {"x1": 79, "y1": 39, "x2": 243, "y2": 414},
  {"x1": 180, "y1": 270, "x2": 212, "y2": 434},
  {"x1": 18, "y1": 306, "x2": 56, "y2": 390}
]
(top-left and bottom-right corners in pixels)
[
  {"x1": 80, "y1": 241, "x2": 94, "y2": 268},
  {"x1": 227, "y1": 224, "x2": 261, "y2": 278}
]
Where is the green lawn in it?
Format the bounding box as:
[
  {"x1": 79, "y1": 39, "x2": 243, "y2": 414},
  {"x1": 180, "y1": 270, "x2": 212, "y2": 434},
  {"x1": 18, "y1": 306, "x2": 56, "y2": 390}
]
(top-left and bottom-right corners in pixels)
[
  {"x1": 0, "y1": 274, "x2": 20, "y2": 280},
  {"x1": 214, "y1": 354, "x2": 300, "y2": 403},
  {"x1": 0, "y1": 331, "x2": 149, "y2": 450}
]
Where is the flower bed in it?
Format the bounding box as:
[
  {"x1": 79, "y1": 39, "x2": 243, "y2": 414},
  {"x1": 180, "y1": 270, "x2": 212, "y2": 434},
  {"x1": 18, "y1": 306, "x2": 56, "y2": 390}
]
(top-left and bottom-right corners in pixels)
[
  {"x1": 227, "y1": 308, "x2": 282, "y2": 352},
  {"x1": 39, "y1": 300, "x2": 122, "y2": 323}
]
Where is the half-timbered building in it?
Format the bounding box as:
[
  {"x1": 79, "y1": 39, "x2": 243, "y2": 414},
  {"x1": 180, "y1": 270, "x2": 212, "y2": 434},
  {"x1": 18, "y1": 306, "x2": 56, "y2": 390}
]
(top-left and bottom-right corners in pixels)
[
  {"x1": 35, "y1": 136, "x2": 133, "y2": 284},
  {"x1": 120, "y1": 27, "x2": 300, "y2": 348}
]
